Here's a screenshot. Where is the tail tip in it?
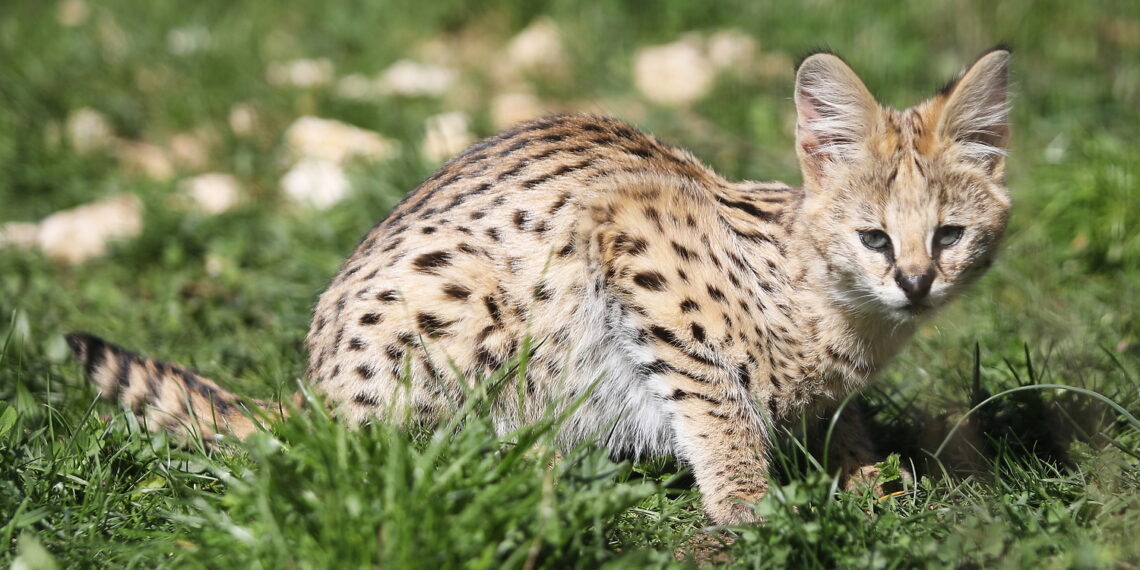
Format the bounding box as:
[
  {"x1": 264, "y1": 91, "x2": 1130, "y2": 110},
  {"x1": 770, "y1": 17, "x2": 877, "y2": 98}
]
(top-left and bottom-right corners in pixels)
[{"x1": 64, "y1": 331, "x2": 102, "y2": 360}]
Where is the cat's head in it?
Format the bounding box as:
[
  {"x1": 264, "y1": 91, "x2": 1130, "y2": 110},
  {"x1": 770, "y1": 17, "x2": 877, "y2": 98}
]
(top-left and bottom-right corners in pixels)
[{"x1": 793, "y1": 47, "x2": 1012, "y2": 323}]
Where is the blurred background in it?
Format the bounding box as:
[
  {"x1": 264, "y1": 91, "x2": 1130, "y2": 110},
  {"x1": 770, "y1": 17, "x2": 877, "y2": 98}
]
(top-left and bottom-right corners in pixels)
[{"x1": 0, "y1": 1, "x2": 1138, "y2": 565}]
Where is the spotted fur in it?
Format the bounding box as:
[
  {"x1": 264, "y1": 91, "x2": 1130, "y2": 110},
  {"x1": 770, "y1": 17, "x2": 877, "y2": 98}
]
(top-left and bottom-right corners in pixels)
[{"x1": 68, "y1": 48, "x2": 1012, "y2": 524}]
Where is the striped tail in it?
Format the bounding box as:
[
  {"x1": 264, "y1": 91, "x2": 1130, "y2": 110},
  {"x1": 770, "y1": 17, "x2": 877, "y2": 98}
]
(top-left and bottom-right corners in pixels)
[{"x1": 65, "y1": 332, "x2": 285, "y2": 443}]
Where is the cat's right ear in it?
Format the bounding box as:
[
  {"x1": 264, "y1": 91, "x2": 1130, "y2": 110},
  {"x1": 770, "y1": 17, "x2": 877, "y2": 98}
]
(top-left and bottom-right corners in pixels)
[{"x1": 794, "y1": 53, "x2": 880, "y2": 189}]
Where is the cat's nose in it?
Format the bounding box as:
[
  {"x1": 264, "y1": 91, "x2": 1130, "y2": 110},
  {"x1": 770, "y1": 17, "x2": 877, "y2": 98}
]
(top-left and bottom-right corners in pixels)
[{"x1": 894, "y1": 268, "x2": 934, "y2": 304}]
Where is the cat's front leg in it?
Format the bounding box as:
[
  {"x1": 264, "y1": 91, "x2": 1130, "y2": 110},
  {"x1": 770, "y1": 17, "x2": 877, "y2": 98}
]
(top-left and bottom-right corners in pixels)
[{"x1": 663, "y1": 373, "x2": 771, "y2": 525}]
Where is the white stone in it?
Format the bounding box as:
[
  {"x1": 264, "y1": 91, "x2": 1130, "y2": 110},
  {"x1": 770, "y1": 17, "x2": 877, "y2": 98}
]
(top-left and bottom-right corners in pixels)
[
  {"x1": 166, "y1": 26, "x2": 211, "y2": 56},
  {"x1": 115, "y1": 141, "x2": 175, "y2": 180},
  {"x1": 281, "y1": 158, "x2": 350, "y2": 210},
  {"x1": 285, "y1": 116, "x2": 396, "y2": 165},
  {"x1": 266, "y1": 58, "x2": 335, "y2": 88},
  {"x1": 181, "y1": 173, "x2": 242, "y2": 214},
  {"x1": 505, "y1": 18, "x2": 564, "y2": 72},
  {"x1": 57, "y1": 0, "x2": 89, "y2": 27},
  {"x1": 334, "y1": 73, "x2": 382, "y2": 101},
  {"x1": 379, "y1": 60, "x2": 457, "y2": 97},
  {"x1": 66, "y1": 107, "x2": 114, "y2": 153},
  {"x1": 633, "y1": 38, "x2": 715, "y2": 106},
  {"x1": 228, "y1": 103, "x2": 257, "y2": 136},
  {"x1": 0, "y1": 223, "x2": 40, "y2": 249},
  {"x1": 422, "y1": 112, "x2": 473, "y2": 163},
  {"x1": 37, "y1": 194, "x2": 143, "y2": 264},
  {"x1": 169, "y1": 131, "x2": 211, "y2": 169},
  {"x1": 706, "y1": 29, "x2": 756, "y2": 72}
]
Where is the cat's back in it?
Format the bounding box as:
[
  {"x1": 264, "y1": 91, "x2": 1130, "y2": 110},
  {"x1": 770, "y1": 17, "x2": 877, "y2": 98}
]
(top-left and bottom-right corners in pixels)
[{"x1": 303, "y1": 115, "x2": 754, "y2": 421}]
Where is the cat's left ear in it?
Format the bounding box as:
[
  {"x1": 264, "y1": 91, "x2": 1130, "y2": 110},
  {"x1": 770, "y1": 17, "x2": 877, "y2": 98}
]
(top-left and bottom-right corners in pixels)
[{"x1": 937, "y1": 48, "x2": 1011, "y2": 173}]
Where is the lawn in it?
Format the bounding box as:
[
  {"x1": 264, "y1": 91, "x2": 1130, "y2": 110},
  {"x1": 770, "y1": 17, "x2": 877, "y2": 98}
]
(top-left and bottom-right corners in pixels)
[{"x1": 1, "y1": 0, "x2": 1138, "y2": 567}]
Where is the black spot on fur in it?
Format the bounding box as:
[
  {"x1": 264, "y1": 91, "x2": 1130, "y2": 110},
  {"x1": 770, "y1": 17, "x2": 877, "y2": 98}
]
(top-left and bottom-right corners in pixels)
[
  {"x1": 680, "y1": 299, "x2": 700, "y2": 313},
  {"x1": 483, "y1": 296, "x2": 502, "y2": 323},
  {"x1": 513, "y1": 209, "x2": 529, "y2": 230},
  {"x1": 735, "y1": 362, "x2": 750, "y2": 389},
  {"x1": 691, "y1": 323, "x2": 706, "y2": 343},
  {"x1": 353, "y1": 392, "x2": 380, "y2": 406},
  {"x1": 360, "y1": 313, "x2": 382, "y2": 326},
  {"x1": 355, "y1": 365, "x2": 376, "y2": 380},
  {"x1": 626, "y1": 238, "x2": 649, "y2": 256},
  {"x1": 412, "y1": 250, "x2": 453, "y2": 273},
  {"x1": 385, "y1": 345, "x2": 405, "y2": 362},
  {"x1": 533, "y1": 282, "x2": 552, "y2": 301},
  {"x1": 475, "y1": 347, "x2": 502, "y2": 370},
  {"x1": 416, "y1": 312, "x2": 453, "y2": 338},
  {"x1": 377, "y1": 290, "x2": 399, "y2": 303},
  {"x1": 442, "y1": 283, "x2": 472, "y2": 300},
  {"x1": 715, "y1": 196, "x2": 777, "y2": 222},
  {"x1": 707, "y1": 286, "x2": 727, "y2": 302},
  {"x1": 348, "y1": 337, "x2": 366, "y2": 351},
  {"x1": 632, "y1": 271, "x2": 668, "y2": 291}
]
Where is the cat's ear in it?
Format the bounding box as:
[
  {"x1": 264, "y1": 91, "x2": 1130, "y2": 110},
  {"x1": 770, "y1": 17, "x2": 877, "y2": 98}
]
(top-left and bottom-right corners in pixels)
[
  {"x1": 937, "y1": 48, "x2": 1011, "y2": 173},
  {"x1": 794, "y1": 52, "x2": 880, "y2": 188}
]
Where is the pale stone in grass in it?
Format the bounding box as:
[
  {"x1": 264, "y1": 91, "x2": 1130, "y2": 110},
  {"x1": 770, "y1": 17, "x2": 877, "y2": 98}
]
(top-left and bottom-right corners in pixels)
[
  {"x1": 57, "y1": 0, "x2": 89, "y2": 27},
  {"x1": 706, "y1": 29, "x2": 756, "y2": 73},
  {"x1": 633, "y1": 38, "x2": 715, "y2": 106},
  {"x1": 285, "y1": 117, "x2": 397, "y2": 165},
  {"x1": 266, "y1": 58, "x2": 335, "y2": 89},
  {"x1": 36, "y1": 194, "x2": 143, "y2": 264},
  {"x1": 182, "y1": 173, "x2": 243, "y2": 214},
  {"x1": 115, "y1": 141, "x2": 175, "y2": 181},
  {"x1": 166, "y1": 26, "x2": 211, "y2": 56},
  {"x1": 228, "y1": 103, "x2": 258, "y2": 137},
  {"x1": 169, "y1": 131, "x2": 212, "y2": 170},
  {"x1": 66, "y1": 107, "x2": 114, "y2": 154},
  {"x1": 505, "y1": 18, "x2": 565, "y2": 73},
  {"x1": 281, "y1": 158, "x2": 350, "y2": 210},
  {"x1": 422, "y1": 111, "x2": 473, "y2": 163},
  {"x1": 379, "y1": 60, "x2": 457, "y2": 97},
  {"x1": 491, "y1": 92, "x2": 545, "y2": 130},
  {"x1": 334, "y1": 73, "x2": 382, "y2": 101},
  {"x1": 0, "y1": 223, "x2": 40, "y2": 249}
]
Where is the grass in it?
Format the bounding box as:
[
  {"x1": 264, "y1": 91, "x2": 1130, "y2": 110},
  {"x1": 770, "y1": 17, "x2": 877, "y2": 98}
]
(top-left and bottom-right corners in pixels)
[{"x1": 2, "y1": 0, "x2": 1138, "y2": 567}]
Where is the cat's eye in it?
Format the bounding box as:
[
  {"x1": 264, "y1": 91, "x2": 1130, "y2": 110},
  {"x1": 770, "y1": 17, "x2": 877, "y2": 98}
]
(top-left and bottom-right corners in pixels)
[
  {"x1": 858, "y1": 230, "x2": 891, "y2": 251},
  {"x1": 935, "y1": 226, "x2": 965, "y2": 247}
]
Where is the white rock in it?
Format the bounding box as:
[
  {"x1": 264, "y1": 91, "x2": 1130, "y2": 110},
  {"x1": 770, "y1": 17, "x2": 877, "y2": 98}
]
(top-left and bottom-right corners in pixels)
[
  {"x1": 66, "y1": 107, "x2": 114, "y2": 153},
  {"x1": 166, "y1": 26, "x2": 211, "y2": 56},
  {"x1": 505, "y1": 18, "x2": 565, "y2": 72},
  {"x1": 57, "y1": 0, "x2": 89, "y2": 27},
  {"x1": 228, "y1": 103, "x2": 258, "y2": 136},
  {"x1": 706, "y1": 29, "x2": 756, "y2": 72},
  {"x1": 266, "y1": 58, "x2": 335, "y2": 88},
  {"x1": 281, "y1": 158, "x2": 350, "y2": 210},
  {"x1": 285, "y1": 116, "x2": 396, "y2": 164},
  {"x1": 182, "y1": 173, "x2": 242, "y2": 214},
  {"x1": 491, "y1": 92, "x2": 545, "y2": 130},
  {"x1": 169, "y1": 131, "x2": 211, "y2": 169},
  {"x1": 379, "y1": 60, "x2": 457, "y2": 97},
  {"x1": 37, "y1": 194, "x2": 143, "y2": 264},
  {"x1": 0, "y1": 223, "x2": 40, "y2": 249},
  {"x1": 334, "y1": 73, "x2": 382, "y2": 101},
  {"x1": 115, "y1": 141, "x2": 175, "y2": 180},
  {"x1": 633, "y1": 38, "x2": 715, "y2": 106},
  {"x1": 422, "y1": 112, "x2": 473, "y2": 163}
]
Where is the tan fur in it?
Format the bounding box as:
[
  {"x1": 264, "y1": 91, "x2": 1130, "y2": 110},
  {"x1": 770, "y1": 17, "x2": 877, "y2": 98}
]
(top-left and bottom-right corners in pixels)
[{"x1": 68, "y1": 48, "x2": 1012, "y2": 525}]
